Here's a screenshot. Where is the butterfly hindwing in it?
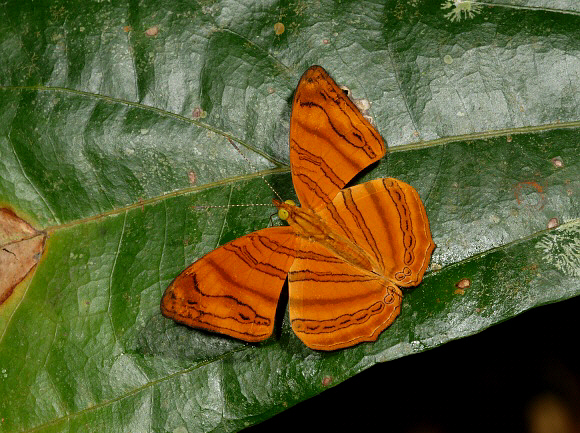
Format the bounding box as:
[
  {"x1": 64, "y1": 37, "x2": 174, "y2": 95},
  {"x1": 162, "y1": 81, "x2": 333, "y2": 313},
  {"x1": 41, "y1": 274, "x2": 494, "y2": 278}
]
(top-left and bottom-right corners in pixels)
[
  {"x1": 317, "y1": 178, "x2": 435, "y2": 287},
  {"x1": 288, "y1": 238, "x2": 402, "y2": 351},
  {"x1": 161, "y1": 227, "x2": 298, "y2": 342},
  {"x1": 289, "y1": 66, "x2": 386, "y2": 211}
]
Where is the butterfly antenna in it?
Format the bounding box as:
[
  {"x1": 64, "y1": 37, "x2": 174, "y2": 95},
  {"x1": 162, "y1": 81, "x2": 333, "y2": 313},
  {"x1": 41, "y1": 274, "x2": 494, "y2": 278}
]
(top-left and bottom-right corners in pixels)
[
  {"x1": 193, "y1": 203, "x2": 282, "y2": 227},
  {"x1": 227, "y1": 137, "x2": 283, "y2": 201},
  {"x1": 192, "y1": 203, "x2": 273, "y2": 211}
]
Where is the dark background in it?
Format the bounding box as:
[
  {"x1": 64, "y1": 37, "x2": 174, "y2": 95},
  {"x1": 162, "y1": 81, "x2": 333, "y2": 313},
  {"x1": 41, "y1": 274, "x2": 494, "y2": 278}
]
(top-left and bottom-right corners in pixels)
[{"x1": 247, "y1": 295, "x2": 580, "y2": 433}]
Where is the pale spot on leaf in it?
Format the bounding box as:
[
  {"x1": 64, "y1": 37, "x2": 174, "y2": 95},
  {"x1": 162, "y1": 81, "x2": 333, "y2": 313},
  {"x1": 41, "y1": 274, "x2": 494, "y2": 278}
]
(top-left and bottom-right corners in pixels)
[
  {"x1": 274, "y1": 22, "x2": 285, "y2": 35},
  {"x1": 145, "y1": 25, "x2": 159, "y2": 36}
]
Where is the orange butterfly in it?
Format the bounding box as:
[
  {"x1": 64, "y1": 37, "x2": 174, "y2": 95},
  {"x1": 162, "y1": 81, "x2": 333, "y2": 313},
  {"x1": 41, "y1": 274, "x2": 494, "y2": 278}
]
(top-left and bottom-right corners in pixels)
[{"x1": 161, "y1": 66, "x2": 435, "y2": 350}]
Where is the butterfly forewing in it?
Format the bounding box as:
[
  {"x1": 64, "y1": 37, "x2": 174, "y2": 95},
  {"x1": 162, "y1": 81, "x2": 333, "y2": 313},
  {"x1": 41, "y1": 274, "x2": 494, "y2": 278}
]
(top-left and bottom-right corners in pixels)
[
  {"x1": 289, "y1": 66, "x2": 386, "y2": 211},
  {"x1": 161, "y1": 227, "x2": 298, "y2": 342}
]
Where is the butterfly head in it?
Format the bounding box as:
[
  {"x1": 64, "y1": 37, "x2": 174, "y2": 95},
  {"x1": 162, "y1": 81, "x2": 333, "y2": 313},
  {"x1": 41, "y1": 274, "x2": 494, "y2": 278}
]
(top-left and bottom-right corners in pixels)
[{"x1": 273, "y1": 199, "x2": 297, "y2": 222}]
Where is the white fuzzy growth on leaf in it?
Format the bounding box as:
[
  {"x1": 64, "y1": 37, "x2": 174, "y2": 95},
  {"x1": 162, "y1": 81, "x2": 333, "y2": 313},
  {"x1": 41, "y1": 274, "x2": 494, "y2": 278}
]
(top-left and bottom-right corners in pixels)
[{"x1": 441, "y1": 0, "x2": 483, "y2": 22}]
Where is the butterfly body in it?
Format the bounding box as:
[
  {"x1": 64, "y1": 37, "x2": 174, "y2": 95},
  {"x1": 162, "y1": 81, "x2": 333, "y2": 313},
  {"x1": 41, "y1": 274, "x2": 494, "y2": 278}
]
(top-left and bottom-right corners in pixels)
[{"x1": 161, "y1": 66, "x2": 435, "y2": 350}]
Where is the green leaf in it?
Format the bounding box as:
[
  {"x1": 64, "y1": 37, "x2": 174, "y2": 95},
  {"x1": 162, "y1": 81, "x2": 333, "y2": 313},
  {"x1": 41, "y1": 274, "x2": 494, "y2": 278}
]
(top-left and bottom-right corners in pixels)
[{"x1": 1, "y1": 0, "x2": 579, "y2": 432}]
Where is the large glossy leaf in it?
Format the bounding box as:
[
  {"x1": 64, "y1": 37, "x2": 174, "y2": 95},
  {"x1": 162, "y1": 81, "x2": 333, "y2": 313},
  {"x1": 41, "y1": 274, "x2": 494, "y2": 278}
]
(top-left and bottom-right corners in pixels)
[{"x1": 1, "y1": 0, "x2": 579, "y2": 432}]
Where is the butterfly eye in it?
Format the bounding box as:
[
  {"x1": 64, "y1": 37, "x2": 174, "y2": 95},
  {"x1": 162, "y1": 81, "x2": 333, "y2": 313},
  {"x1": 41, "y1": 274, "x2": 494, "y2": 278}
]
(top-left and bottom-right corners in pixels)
[{"x1": 278, "y1": 200, "x2": 296, "y2": 221}]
